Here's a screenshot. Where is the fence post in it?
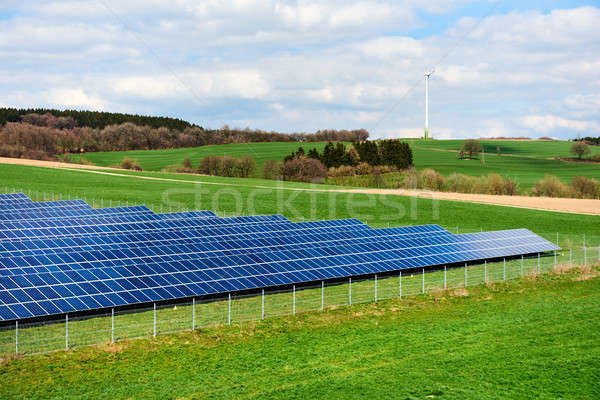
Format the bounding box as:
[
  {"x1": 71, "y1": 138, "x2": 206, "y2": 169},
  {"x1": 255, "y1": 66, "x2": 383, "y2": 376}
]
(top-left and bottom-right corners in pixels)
[
  {"x1": 554, "y1": 251, "x2": 557, "y2": 267},
  {"x1": 111, "y1": 308, "x2": 114, "y2": 343},
  {"x1": 321, "y1": 281, "x2": 324, "y2": 311},
  {"x1": 503, "y1": 258, "x2": 506, "y2": 281},
  {"x1": 584, "y1": 247, "x2": 587, "y2": 266},
  {"x1": 228, "y1": 294, "x2": 231, "y2": 325},
  {"x1": 262, "y1": 289, "x2": 265, "y2": 319},
  {"x1": 153, "y1": 303, "x2": 157, "y2": 337},
  {"x1": 15, "y1": 320, "x2": 18, "y2": 354},
  {"x1": 374, "y1": 274, "x2": 378, "y2": 302},
  {"x1": 293, "y1": 285, "x2": 296, "y2": 315},
  {"x1": 465, "y1": 263, "x2": 468, "y2": 287},
  {"x1": 399, "y1": 271, "x2": 402, "y2": 298},
  {"x1": 444, "y1": 266, "x2": 447, "y2": 289},
  {"x1": 349, "y1": 278, "x2": 352, "y2": 305},
  {"x1": 192, "y1": 298, "x2": 195, "y2": 330},
  {"x1": 570, "y1": 248, "x2": 572, "y2": 266},
  {"x1": 422, "y1": 268, "x2": 425, "y2": 294},
  {"x1": 484, "y1": 260, "x2": 487, "y2": 282},
  {"x1": 537, "y1": 253, "x2": 540, "y2": 273},
  {"x1": 65, "y1": 314, "x2": 69, "y2": 351}
]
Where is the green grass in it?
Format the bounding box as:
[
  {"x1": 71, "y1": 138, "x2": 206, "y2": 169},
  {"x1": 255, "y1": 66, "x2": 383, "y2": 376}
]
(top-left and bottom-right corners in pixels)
[
  {"x1": 63, "y1": 139, "x2": 600, "y2": 189},
  {"x1": 1, "y1": 163, "x2": 599, "y2": 243},
  {"x1": 1, "y1": 268, "x2": 598, "y2": 399}
]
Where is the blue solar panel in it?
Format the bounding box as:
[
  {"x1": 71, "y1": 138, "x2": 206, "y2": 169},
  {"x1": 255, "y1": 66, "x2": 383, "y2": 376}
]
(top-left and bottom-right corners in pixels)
[{"x1": 0, "y1": 194, "x2": 559, "y2": 322}]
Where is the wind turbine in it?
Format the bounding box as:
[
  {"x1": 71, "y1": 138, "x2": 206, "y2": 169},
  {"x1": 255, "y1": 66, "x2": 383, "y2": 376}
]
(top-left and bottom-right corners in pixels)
[{"x1": 424, "y1": 69, "x2": 434, "y2": 140}]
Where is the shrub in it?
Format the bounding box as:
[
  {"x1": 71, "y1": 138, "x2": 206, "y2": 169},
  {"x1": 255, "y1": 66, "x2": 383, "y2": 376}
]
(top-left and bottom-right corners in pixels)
[
  {"x1": 263, "y1": 160, "x2": 283, "y2": 180},
  {"x1": 282, "y1": 156, "x2": 327, "y2": 183},
  {"x1": 401, "y1": 168, "x2": 418, "y2": 189},
  {"x1": 121, "y1": 157, "x2": 133, "y2": 169},
  {"x1": 219, "y1": 156, "x2": 237, "y2": 177},
  {"x1": 419, "y1": 168, "x2": 445, "y2": 191},
  {"x1": 62, "y1": 153, "x2": 72, "y2": 163},
  {"x1": 532, "y1": 175, "x2": 570, "y2": 197},
  {"x1": 355, "y1": 162, "x2": 372, "y2": 175},
  {"x1": 570, "y1": 176, "x2": 598, "y2": 198},
  {"x1": 591, "y1": 153, "x2": 600, "y2": 162},
  {"x1": 503, "y1": 177, "x2": 519, "y2": 196},
  {"x1": 328, "y1": 165, "x2": 355, "y2": 177},
  {"x1": 485, "y1": 173, "x2": 505, "y2": 195},
  {"x1": 182, "y1": 158, "x2": 193, "y2": 170},
  {"x1": 446, "y1": 173, "x2": 475, "y2": 193},
  {"x1": 236, "y1": 155, "x2": 257, "y2": 178}
]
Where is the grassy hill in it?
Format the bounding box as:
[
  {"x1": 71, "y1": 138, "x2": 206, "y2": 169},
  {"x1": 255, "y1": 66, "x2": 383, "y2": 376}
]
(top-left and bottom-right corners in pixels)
[
  {"x1": 1, "y1": 163, "x2": 598, "y2": 244},
  {"x1": 1, "y1": 269, "x2": 598, "y2": 399},
  {"x1": 64, "y1": 139, "x2": 600, "y2": 189}
]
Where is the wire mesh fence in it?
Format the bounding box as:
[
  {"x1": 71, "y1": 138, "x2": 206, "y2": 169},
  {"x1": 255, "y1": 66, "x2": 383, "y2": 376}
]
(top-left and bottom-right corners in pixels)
[{"x1": 0, "y1": 247, "x2": 597, "y2": 357}]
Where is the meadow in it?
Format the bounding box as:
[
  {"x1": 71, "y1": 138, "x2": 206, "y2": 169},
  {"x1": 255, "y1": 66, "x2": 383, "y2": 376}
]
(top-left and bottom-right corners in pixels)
[
  {"x1": 1, "y1": 268, "x2": 598, "y2": 399},
  {"x1": 64, "y1": 139, "x2": 600, "y2": 190}
]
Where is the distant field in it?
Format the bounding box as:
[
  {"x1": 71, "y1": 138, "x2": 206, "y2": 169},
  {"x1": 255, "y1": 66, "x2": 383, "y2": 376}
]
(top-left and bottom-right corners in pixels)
[
  {"x1": 1, "y1": 163, "x2": 599, "y2": 243},
  {"x1": 1, "y1": 270, "x2": 598, "y2": 399},
  {"x1": 65, "y1": 139, "x2": 600, "y2": 189}
]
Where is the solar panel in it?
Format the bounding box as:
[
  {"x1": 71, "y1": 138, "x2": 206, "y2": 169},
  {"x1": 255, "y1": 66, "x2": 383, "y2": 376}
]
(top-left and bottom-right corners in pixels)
[
  {"x1": 0, "y1": 195, "x2": 559, "y2": 323},
  {"x1": 0, "y1": 228, "x2": 558, "y2": 321}
]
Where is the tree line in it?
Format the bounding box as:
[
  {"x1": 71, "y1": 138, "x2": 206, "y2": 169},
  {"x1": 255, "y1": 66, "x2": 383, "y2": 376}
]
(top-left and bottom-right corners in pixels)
[{"x1": 0, "y1": 111, "x2": 370, "y2": 160}]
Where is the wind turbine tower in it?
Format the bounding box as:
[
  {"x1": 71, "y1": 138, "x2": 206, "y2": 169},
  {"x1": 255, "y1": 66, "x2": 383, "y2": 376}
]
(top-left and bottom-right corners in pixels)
[{"x1": 424, "y1": 70, "x2": 434, "y2": 140}]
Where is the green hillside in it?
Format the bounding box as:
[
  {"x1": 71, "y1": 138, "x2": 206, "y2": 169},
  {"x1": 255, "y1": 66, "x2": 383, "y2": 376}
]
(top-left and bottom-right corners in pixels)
[
  {"x1": 1, "y1": 270, "x2": 598, "y2": 399},
  {"x1": 63, "y1": 139, "x2": 600, "y2": 189}
]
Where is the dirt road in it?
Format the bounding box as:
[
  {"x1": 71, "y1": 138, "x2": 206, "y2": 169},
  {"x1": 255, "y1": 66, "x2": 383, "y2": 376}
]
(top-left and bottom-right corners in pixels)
[{"x1": 1, "y1": 156, "x2": 599, "y2": 215}]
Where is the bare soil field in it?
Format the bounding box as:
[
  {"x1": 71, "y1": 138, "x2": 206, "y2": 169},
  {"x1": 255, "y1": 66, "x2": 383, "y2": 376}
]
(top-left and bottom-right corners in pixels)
[{"x1": 1, "y1": 156, "x2": 599, "y2": 215}]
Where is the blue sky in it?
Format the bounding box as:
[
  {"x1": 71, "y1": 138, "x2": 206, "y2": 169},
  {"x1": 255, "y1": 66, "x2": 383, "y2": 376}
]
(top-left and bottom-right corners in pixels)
[{"x1": 0, "y1": 1, "x2": 598, "y2": 139}]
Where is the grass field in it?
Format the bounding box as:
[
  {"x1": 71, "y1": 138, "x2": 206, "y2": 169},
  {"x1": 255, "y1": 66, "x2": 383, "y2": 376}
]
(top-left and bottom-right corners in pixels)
[
  {"x1": 64, "y1": 139, "x2": 600, "y2": 189},
  {"x1": 1, "y1": 268, "x2": 598, "y2": 399},
  {"x1": 1, "y1": 163, "x2": 599, "y2": 242}
]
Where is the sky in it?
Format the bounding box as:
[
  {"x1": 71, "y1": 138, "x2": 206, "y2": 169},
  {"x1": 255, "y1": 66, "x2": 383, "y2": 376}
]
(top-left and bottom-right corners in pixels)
[{"x1": 0, "y1": 1, "x2": 598, "y2": 139}]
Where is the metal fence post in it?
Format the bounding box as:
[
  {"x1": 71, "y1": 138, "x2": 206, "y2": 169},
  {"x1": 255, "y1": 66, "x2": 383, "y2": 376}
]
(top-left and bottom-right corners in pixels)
[
  {"x1": 444, "y1": 266, "x2": 447, "y2": 289},
  {"x1": 570, "y1": 248, "x2": 572, "y2": 266},
  {"x1": 228, "y1": 294, "x2": 231, "y2": 325},
  {"x1": 399, "y1": 271, "x2": 402, "y2": 298},
  {"x1": 293, "y1": 285, "x2": 296, "y2": 315},
  {"x1": 192, "y1": 298, "x2": 195, "y2": 330},
  {"x1": 554, "y1": 251, "x2": 557, "y2": 267},
  {"x1": 261, "y1": 289, "x2": 265, "y2": 319},
  {"x1": 15, "y1": 320, "x2": 18, "y2": 354},
  {"x1": 111, "y1": 308, "x2": 114, "y2": 343},
  {"x1": 584, "y1": 247, "x2": 587, "y2": 266},
  {"x1": 153, "y1": 303, "x2": 157, "y2": 337},
  {"x1": 484, "y1": 260, "x2": 487, "y2": 282},
  {"x1": 422, "y1": 268, "x2": 425, "y2": 294},
  {"x1": 65, "y1": 314, "x2": 69, "y2": 351},
  {"x1": 537, "y1": 253, "x2": 540, "y2": 273},
  {"x1": 374, "y1": 274, "x2": 378, "y2": 302},
  {"x1": 321, "y1": 281, "x2": 324, "y2": 311},
  {"x1": 503, "y1": 258, "x2": 506, "y2": 281},
  {"x1": 465, "y1": 263, "x2": 468, "y2": 287},
  {"x1": 349, "y1": 278, "x2": 352, "y2": 305}
]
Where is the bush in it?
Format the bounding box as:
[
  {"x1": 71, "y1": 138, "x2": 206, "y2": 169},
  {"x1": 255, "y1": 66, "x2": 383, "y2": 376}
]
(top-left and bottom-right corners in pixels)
[
  {"x1": 532, "y1": 175, "x2": 570, "y2": 197},
  {"x1": 282, "y1": 156, "x2": 327, "y2": 183},
  {"x1": 121, "y1": 157, "x2": 133, "y2": 169},
  {"x1": 198, "y1": 155, "x2": 222, "y2": 175},
  {"x1": 485, "y1": 173, "x2": 505, "y2": 195},
  {"x1": 591, "y1": 153, "x2": 600, "y2": 162},
  {"x1": 446, "y1": 173, "x2": 476, "y2": 193},
  {"x1": 401, "y1": 168, "x2": 418, "y2": 189},
  {"x1": 503, "y1": 177, "x2": 519, "y2": 196},
  {"x1": 328, "y1": 165, "x2": 355, "y2": 177},
  {"x1": 419, "y1": 168, "x2": 445, "y2": 191},
  {"x1": 570, "y1": 176, "x2": 598, "y2": 198},
  {"x1": 182, "y1": 158, "x2": 193, "y2": 170},
  {"x1": 262, "y1": 160, "x2": 283, "y2": 180},
  {"x1": 355, "y1": 162, "x2": 372, "y2": 175},
  {"x1": 236, "y1": 155, "x2": 257, "y2": 178}
]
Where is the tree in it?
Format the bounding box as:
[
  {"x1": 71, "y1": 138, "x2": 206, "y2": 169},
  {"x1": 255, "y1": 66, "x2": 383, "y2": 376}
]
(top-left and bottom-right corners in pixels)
[
  {"x1": 236, "y1": 155, "x2": 257, "y2": 178},
  {"x1": 460, "y1": 139, "x2": 483, "y2": 159},
  {"x1": 570, "y1": 141, "x2": 591, "y2": 159},
  {"x1": 379, "y1": 140, "x2": 413, "y2": 169}
]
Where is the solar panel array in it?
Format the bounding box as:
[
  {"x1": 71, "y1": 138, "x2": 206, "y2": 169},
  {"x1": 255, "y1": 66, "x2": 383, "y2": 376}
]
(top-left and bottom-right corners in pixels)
[{"x1": 0, "y1": 193, "x2": 559, "y2": 322}]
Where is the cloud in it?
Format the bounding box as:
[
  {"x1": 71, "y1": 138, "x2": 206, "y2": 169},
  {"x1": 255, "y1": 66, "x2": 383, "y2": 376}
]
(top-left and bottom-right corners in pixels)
[
  {"x1": 521, "y1": 115, "x2": 600, "y2": 134},
  {"x1": 47, "y1": 88, "x2": 105, "y2": 110}
]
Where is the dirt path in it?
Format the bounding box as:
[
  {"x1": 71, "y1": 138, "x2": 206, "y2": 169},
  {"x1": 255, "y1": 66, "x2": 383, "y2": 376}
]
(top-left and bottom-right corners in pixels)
[{"x1": 1, "y1": 156, "x2": 599, "y2": 216}]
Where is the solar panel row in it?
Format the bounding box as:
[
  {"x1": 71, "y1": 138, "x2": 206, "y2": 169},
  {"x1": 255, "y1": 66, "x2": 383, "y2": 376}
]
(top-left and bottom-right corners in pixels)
[{"x1": 0, "y1": 194, "x2": 559, "y2": 322}]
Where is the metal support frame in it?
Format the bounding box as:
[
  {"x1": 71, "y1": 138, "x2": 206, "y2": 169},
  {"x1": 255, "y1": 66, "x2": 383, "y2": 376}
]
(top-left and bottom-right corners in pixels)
[
  {"x1": 584, "y1": 247, "x2": 587, "y2": 266},
  {"x1": 570, "y1": 248, "x2": 572, "y2": 266},
  {"x1": 465, "y1": 263, "x2": 468, "y2": 287},
  {"x1": 484, "y1": 260, "x2": 487, "y2": 282},
  {"x1": 399, "y1": 271, "x2": 402, "y2": 298},
  {"x1": 15, "y1": 320, "x2": 18, "y2": 354},
  {"x1": 65, "y1": 314, "x2": 69, "y2": 351},
  {"x1": 537, "y1": 253, "x2": 540, "y2": 273},
  {"x1": 422, "y1": 268, "x2": 425, "y2": 294},
  {"x1": 554, "y1": 251, "x2": 557, "y2": 267},
  {"x1": 293, "y1": 285, "x2": 296, "y2": 315},
  {"x1": 444, "y1": 266, "x2": 447, "y2": 289},
  {"x1": 153, "y1": 303, "x2": 157, "y2": 337},
  {"x1": 521, "y1": 255, "x2": 524, "y2": 276},
  {"x1": 192, "y1": 298, "x2": 195, "y2": 330},
  {"x1": 111, "y1": 308, "x2": 115, "y2": 343},
  {"x1": 349, "y1": 278, "x2": 352, "y2": 305},
  {"x1": 503, "y1": 258, "x2": 506, "y2": 281},
  {"x1": 321, "y1": 281, "x2": 324, "y2": 311},
  {"x1": 228, "y1": 294, "x2": 231, "y2": 325},
  {"x1": 261, "y1": 289, "x2": 265, "y2": 319},
  {"x1": 374, "y1": 274, "x2": 378, "y2": 302}
]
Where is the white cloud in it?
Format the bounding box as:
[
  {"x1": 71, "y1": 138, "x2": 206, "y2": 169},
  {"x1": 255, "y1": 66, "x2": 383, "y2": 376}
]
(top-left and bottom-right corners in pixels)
[
  {"x1": 521, "y1": 115, "x2": 600, "y2": 134},
  {"x1": 47, "y1": 88, "x2": 105, "y2": 110}
]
